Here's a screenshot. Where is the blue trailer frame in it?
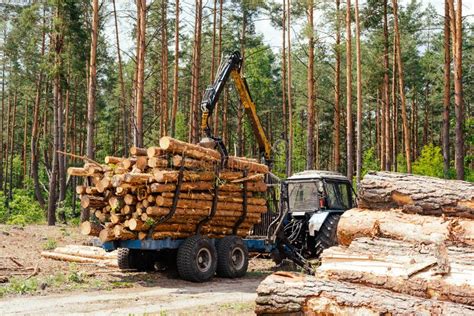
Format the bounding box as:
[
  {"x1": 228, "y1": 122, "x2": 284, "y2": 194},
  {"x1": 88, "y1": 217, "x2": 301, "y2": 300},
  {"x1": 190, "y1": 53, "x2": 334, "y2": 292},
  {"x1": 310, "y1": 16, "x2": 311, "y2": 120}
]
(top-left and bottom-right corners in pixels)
[{"x1": 102, "y1": 237, "x2": 275, "y2": 253}]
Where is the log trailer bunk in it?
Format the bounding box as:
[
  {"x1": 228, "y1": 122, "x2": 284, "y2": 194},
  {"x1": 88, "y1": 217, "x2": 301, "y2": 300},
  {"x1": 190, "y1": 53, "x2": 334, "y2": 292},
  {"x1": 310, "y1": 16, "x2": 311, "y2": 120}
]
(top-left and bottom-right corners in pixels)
[{"x1": 103, "y1": 51, "x2": 354, "y2": 281}]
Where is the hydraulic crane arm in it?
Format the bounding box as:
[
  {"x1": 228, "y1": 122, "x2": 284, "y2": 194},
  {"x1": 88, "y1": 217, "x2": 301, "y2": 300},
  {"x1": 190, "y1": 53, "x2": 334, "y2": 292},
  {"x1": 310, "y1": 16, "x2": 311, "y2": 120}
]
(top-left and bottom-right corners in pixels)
[{"x1": 200, "y1": 51, "x2": 272, "y2": 165}]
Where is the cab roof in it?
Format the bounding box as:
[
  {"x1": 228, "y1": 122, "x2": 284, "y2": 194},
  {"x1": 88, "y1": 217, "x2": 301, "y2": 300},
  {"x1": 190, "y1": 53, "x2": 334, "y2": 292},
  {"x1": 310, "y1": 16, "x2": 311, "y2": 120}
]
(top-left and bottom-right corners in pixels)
[{"x1": 286, "y1": 170, "x2": 349, "y2": 181}]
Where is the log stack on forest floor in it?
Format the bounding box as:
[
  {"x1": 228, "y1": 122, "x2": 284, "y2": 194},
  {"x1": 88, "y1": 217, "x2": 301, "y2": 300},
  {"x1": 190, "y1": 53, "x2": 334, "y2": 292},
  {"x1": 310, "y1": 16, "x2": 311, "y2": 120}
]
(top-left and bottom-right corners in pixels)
[
  {"x1": 256, "y1": 172, "x2": 474, "y2": 315},
  {"x1": 68, "y1": 136, "x2": 269, "y2": 243}
]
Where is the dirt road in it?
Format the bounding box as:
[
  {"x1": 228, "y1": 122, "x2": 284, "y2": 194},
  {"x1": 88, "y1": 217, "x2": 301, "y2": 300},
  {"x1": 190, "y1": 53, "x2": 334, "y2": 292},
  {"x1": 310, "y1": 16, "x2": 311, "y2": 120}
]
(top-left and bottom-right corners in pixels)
[{"x1": 0, "y1": 276, "x2": 262, "y2": 315}]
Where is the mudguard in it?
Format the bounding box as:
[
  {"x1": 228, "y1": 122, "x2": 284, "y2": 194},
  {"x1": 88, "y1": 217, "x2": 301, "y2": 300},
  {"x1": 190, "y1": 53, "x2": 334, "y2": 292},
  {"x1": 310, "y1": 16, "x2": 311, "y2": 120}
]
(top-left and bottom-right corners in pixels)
[{"x1": 308, "y1": 212, "x2": 329, "y2": 236}]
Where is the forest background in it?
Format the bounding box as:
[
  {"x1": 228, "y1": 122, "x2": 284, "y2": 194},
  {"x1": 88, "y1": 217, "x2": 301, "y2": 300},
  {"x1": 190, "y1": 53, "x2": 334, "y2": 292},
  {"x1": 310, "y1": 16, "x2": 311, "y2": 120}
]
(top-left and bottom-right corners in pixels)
[{"x1": 0, "y1": 0, "x2": 472, "y2": 225}]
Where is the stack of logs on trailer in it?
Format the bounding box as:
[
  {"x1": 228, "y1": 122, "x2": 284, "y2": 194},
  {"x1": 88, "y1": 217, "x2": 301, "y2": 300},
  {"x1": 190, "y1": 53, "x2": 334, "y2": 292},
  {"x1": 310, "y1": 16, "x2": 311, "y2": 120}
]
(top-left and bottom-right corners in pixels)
[
  {"x1": 256, "y1": 172, "x2": 474, "y2": 315},
  {"x1": 68, "y1": 136, "x2": 269, "y2": 243}
]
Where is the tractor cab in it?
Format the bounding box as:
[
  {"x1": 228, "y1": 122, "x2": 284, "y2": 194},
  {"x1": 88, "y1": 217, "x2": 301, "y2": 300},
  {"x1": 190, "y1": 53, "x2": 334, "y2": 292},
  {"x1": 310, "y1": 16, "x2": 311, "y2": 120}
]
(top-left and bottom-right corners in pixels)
[{"x1": 267, "y1": 170, "x2": 355, "y2": 262}]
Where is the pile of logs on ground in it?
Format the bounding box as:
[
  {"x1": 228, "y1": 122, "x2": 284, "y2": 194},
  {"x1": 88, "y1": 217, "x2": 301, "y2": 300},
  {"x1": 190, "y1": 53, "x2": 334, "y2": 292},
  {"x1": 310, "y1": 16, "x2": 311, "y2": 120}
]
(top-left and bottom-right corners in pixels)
[
  {"x1": 256, "y1": 172, "x2": 474, "y2": 315},
  {"x1": 68, "y1": 136, "x2": 269, "y2": 243},
  {"x1": 41, "y1": 245, "x2": 118, "y2": 267}
]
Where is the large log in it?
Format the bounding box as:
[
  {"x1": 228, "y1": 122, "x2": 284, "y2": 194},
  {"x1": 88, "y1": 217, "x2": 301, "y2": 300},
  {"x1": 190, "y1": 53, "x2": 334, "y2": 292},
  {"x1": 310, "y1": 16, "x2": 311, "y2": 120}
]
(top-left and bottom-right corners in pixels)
[
  {"x1": 79, "y1": 221, "x2": 102, "y2": 236},
  {"x1": 161, "y1": 192, "x2": 265, "y2": 205},
  {"x1": 153, "y1": 170, "x2": 215, "y2": 182},
  {"x1": 80, "y1": 195, "x2": 107, "y2": 209},
  {"x1": 67, "y1": 167, "x2": 89, "y2": 177},
  {"x1": 337, "y1": 208, "x2": 474, "y2": 246},
  {"x1": 51, "y1": 245, "x2": 116, "y2": 260},
  {"x1": 155, "y1": 196, "x2": 267, "y2": 213},
  {"x1": 41, "y1": 251, "x2": 118, "y2": 267},
  {"x1": 172, "y1": 155, "x2": 215, "y2": 170},
  {"x1": 318, "y1": 237, "x2": 474, "y2": 306},
  {"x1": 159, "y1": 136, "x2": 269, "y2": 173},
  {"x1": 149, "y1": 181, "x2": 214, "y2": 193},
  {"x1": 255, "y1": 272, "x2": 474, "y2": 315},
  {"x1": 359, "y1": 171, "x2": 474, "y2": 218},
  {"x1": 130, "y1": 146, "x2": 148, "y2": 156},
  {"x1": 146, "y1": 206, "x2": 262, "y2": 218}
]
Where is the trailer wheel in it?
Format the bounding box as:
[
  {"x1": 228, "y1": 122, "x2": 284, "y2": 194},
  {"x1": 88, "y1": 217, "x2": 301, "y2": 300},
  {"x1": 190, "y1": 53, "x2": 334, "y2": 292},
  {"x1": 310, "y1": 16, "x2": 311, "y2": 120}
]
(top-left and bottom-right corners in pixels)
[
  {"x1": 177, "y1": 235, "x2": 217, "y2": 282},
  {"x1": 216, "y1": 236, "x2": 248, "y2": 278},
  {"x1": 314, "y1": 214, "x2": 341, "y2": 257},
  {"x1": 117, "y1": 248, "x2": 155, "y2": 271}
]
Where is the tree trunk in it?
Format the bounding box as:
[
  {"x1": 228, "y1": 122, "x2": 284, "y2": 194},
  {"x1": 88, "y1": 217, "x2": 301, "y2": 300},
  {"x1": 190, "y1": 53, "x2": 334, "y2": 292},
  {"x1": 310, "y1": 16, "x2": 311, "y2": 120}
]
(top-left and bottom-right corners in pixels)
[
  {"x1": 282, "y1": 0, "x2": 288, "y2": 176},
  {"x1": 255, "y1": 272, "x2": 474, "y2": 315},
  {"x1": 213, "y1": 0, "x2": 224, "y2": 136},
  {"x1": 0, "y1": 31, "x2": 6, "y2": 192},
  {"x1": 333, "y1": 0, "x2": 341, "y2": 172},
  {"x1": 355, "y1": 0, "x2": 362, "y2": 186},
  {"x1": 337, "y1": 208, "x2": 474, "y2": 246},
  {"x1": 392, "y1": 35, "x2": 398, "y2": 171},
  {"x1": 170, "y1": 0, "x2": 179, "y2": 137},
  {"x1": 161, "y1": 0, "x2": 169, "y2": 137},
  {"x1": 392, "y1": 0, "x2": 412, "y2": 173},
  {"x1": 453, "y1": 0, "x2": 464, "y2": 180},
  {"x1": 345, "y1": 0, "x2": 353, "y2": 180},
  {"x1": 188, "y1": 0, "x2": 202, "y2": 143},
  {"x1": 306, "y1": 0, "x2": 315, "y2": 170},
  {"x1": 319, "y1": 237, "x2": 474, "y2": 306},
  {"x1": 442, "y1": 0, "x2": 451, "y2": 179},
  {"x1": 112, "y1": 0, "x2": 129, "y2": 156},
  {"x1": 287, "y1": 0, "x2": 293, "y2": 175},
  {"x1": 86, "y1": 0, "x2": 99, "y2": 159},
  {"x1": 358, "y1": 171, "x2": 474, "y2": 218},
  {"x1": 135, "y1": 0, "x2": 146, "y2": 147},
  {"x1": 383, "y1": 0, "x2": 391, "y2": 170}
]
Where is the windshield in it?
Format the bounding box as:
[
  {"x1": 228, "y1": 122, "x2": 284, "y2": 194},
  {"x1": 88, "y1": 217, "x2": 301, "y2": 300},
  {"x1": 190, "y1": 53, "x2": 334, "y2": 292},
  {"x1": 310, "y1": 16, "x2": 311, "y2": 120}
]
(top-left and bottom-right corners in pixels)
[{"x1": 287, "y1": 181, "x2": 322, "y2": 212}]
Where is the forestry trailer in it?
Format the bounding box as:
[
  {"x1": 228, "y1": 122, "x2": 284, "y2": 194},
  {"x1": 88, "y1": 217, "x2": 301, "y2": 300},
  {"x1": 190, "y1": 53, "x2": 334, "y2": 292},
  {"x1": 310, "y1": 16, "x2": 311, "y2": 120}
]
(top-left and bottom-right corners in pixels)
[{"x1": 102, "y1": 51, "x2": 354, "y2": 281}]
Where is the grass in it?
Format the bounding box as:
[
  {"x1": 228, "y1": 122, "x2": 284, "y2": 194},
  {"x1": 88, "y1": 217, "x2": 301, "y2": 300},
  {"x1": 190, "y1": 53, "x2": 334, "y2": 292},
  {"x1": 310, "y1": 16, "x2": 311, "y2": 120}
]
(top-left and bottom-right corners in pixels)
[
  {"x1": 218, "y1": 302, "x2": 255, "y2": 313},
  {"x1": 42, "y1": 238, "x2": 58, "y2": 250}
]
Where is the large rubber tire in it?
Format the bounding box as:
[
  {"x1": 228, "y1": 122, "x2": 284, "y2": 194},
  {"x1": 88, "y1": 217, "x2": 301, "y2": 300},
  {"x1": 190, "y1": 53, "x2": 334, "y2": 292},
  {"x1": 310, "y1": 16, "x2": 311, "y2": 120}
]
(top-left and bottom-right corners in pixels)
[
  {"x1": 177, "y1": 235, "x2": 217, "y2": 282},
  {"x1": 117, "y1": 248, "x2": 155, "y2": 271},
  {"x1": 216, "y1": 236, "x2": 249, "y2": 278},
  {"x1": 313, "y1": 214, "x2": 341, "y2": 257},
  {"x1": 117, "y1": 248, "x2": 133, "y2": 270}
]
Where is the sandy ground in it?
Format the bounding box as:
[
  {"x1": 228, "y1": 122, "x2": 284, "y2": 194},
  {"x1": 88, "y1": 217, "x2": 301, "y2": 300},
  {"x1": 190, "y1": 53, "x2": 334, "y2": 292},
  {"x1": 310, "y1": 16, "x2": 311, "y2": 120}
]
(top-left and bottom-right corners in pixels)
[
  {"x1": 0, "y1": 224, "x2": 274, "y2": 315},
  {"x1": 0, "y1": 276, "x2": 261, "y2": 315}
]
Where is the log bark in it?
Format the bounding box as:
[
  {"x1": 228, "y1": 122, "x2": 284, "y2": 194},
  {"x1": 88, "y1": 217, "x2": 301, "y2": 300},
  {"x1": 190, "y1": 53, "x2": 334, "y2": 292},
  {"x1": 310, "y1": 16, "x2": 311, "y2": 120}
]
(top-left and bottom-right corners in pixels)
[
  {"x1": 104, "y1": 156, "x2": 123, "y2": 164},
  {"x1": 149, "y1": 181, "x2": 214, "y2": 193},
  {"x1": 160, "y1": 137, "x2": 269, "y2": 173},
  {"x1": 148, "y1": 157, "x2": 168, "y2": 168},
  {"x1": 51, "y1": 245, "x2": 116, "y2": 260},
  {"x1": 172, "y1": 155, "x2": 215, "y2": 170},
  {"x1": 99, "y1": 228, "x2": 116, "y2": 242},
  {"x1": 161, "y1": 192, "x2": 265, "y2": 205},
  {"x1": 155, "y1": 196, "x2": 267, "y2": 213},
  {"x1": 359, "y1": 172, "x2": 474, "y2": 218},
  {"x1": 130, "y1": 146, "x2": 147, "y2": 156},
  {"x1": 67, "y1": 167, "x2": 89, "y2": 177},
  {"x1": 318, "y1": 237, "x2": 474, "y2": 306},
  {"x1": 146, "y1": 146, "x2": 165, "y2": 158},
  {"x1": 41, "y1": 251, "x2": 117, "y2": 267},
  {"x1": 146, "y1": 206, "x2": 262, "y2": 218},
  {"x1": 79, "y1": 221, "x2": 102, "y2": 236},
  {"x1": 337, "y1": 208, "x2": 474, "y2": 246},
  {"x1": 255, "y1": 272, "x2": 474, "y2": 315},
  {"x1": 80, "y1": 195, "x2": 107, "y2": 209}
]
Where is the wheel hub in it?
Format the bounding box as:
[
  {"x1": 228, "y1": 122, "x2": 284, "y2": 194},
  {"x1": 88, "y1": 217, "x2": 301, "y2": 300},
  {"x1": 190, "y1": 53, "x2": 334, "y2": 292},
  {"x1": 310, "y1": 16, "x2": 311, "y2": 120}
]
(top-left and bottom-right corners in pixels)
[
  {"x1": 196, "y1": 248, "x2": 212, "y2": 272},
  {"x1": 231, "y1": 247, "x2": 245, "y2": 270}
]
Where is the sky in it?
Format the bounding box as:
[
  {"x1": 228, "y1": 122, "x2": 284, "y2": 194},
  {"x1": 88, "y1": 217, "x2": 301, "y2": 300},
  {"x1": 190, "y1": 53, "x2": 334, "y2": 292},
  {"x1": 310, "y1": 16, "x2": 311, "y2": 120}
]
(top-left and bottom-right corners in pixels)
[{"x1": 106, "y1": 0, "x2": 474, "y2": 60}]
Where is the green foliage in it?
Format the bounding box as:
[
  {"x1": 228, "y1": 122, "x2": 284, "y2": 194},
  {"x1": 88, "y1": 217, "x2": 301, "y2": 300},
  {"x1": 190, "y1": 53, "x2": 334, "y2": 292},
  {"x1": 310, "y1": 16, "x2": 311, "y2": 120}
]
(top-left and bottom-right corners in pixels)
[
  {"x1": 0, "y1": 189, "x2": 44, "y2": 225},
  {"x1": 361, "y1": 147, "x2": 380, "y2": 177},
  {"x1": 413, "y1": 144, "x2": 444, "y2": 178},
  {"x1": 0, "y1": 277, "x2": 39, "y2": 297},
  {"x1": 42, "y1": 238, "x2": 57, "y2": 250},
  {"x1": 396, "y1": 153, "x2": 408, "y2": 173}
]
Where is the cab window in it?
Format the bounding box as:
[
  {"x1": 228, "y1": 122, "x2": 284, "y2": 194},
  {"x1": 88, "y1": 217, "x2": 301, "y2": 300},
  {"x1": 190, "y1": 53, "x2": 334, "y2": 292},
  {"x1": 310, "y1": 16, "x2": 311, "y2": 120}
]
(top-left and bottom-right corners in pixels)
[{"x1": 324, "y1": 182, "x2": 351, "y2": 210}]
